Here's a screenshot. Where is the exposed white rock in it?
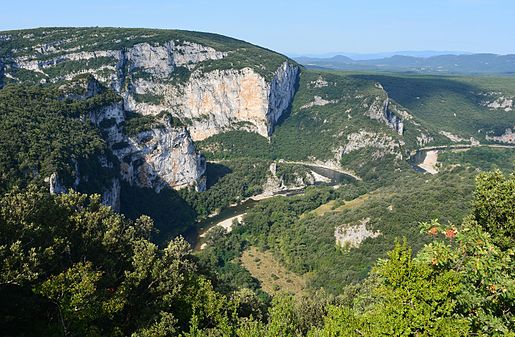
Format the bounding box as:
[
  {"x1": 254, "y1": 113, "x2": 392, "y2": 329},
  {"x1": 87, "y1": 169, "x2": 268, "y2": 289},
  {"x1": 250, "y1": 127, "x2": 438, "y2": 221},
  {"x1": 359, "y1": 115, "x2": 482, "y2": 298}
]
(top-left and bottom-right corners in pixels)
[
  {"x1": 91, "y1": 102, "x2": 206, "y2": 193},
  {"x1": 173, "y1": 41, "x2": 227, "y2": 68},
  {"x1": 364, "y1": 92, "x2": 403, "y2": 135},
  {"x1": 335, "y1": 218, "x2": 381, "y2": 249},
  {"x1": 46, "y1": 172, "x2": 67, "y2": 195},
  {"x1": 483, "y1": 96, "x2": 513, "y2": 112},
  {"x1": 121, "y1": 127, "x2": 206, "y2": 192},
  {"x1": 342, "y1": 131, "x2": 401, "y2": 159},
  {"x1": 439, "y1": 131, "x2": 466, "y2": 142},
  {"x1": 165, "y1": 62, "x2": 299, "y2": 140},
  {"x1": 310, "y1": 76, "x2": 328, "y2": 88},
  {"x1": 417, "y1": 133, "x2": 434, "y2": 146},
  {"x1": 486, "y1": 128, "x2": 515, "y2": 144},
  {"x1": 127, "y1": 43, "x2": 175, "y2": 77},
  {"x1": 300, "y1": 95, "x2": 339, "y2": 109}
]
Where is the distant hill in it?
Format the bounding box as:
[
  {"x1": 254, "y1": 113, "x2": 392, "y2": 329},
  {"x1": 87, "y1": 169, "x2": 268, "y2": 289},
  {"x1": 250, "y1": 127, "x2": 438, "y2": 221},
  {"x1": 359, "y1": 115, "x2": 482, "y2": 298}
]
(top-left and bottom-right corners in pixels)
[{"x1": 295, "y1": 53, "x2": 515, "y2": 74}]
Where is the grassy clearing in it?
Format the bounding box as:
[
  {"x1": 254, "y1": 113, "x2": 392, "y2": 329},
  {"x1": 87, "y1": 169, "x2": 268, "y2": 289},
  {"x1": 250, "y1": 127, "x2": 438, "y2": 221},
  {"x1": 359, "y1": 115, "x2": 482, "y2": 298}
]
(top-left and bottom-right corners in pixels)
[
  {"x1": 240, "y1": 247, "x2": 307, "y2": 295},
  {"x1": 305, "y1": 191, "x2": 374, "y2": 218}
]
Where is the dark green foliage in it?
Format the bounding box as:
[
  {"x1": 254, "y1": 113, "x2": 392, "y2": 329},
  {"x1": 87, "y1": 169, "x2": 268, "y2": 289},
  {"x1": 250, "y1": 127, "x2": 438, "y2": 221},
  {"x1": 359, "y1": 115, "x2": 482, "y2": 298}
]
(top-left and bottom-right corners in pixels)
[
  {"x1": 276, "y1": 164, "x2": 311, "y2": 185},
  {"x1": 0, "y1": 168, "x2": 513, "y2": 336},
  {"x1": 439, "y1": 147, "x2": 515, "y2": 172},
  {"x1": 180, "y1": 160, "x2": 269, "y2": 219},
  {"x1": 0, "y1": 82, "x2": 119, "y2": 192},
  {"x1": 0, "y1": 186, "x2": 261, "y2": 336},
  {"x1": 198, "y1": 131, "x2": 271, "y2": 160},
  {"x1": 122, "y1": 111, "x2": 162, "y2": 136},
  {"x1": 120, "y1": 182, "x2": 196, "y2": 243},
  {"x1": 43, "y1": 57, "x2": 117, "y2": 78},
  {"x1": 352, "y1": 73, "x2": 515, "y2": 140},
  {"x1": 132, "y1": 92, "x2": 165, "y2": 105},
  {"x1": 472, "y1": 170, "x2": 515, "y2": 250}
]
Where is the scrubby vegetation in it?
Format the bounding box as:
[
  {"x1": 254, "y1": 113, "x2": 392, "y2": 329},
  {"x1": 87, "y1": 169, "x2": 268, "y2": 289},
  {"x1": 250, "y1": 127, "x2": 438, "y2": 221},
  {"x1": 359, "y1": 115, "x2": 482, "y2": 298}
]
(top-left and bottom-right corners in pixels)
[
  {"x1": 352, "y1": 72, "x2": 515, "y2": 139},
  {"x1": 439, "y1": 147, "x2": 515, "y2": 172},
  {"x1": 0, "y1": 27, "x2": 291, "y2": 83},
  {"x1": 0, "y1": 82, "x2": 119, "y2": 193},
  {"x1": 201, "y1": 168, "x2": 477, "y2": 293},
  {"x1": 1, "y1": 169, "x2": 512, "y2": 336}
]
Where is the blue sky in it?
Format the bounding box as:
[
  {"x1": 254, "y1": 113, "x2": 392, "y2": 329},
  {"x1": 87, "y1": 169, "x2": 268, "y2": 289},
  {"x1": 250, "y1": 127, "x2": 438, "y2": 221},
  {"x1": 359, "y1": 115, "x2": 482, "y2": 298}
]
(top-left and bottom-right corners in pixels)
[{"x1": 1, "y1": 0, "x2": 514, "y2": 55}]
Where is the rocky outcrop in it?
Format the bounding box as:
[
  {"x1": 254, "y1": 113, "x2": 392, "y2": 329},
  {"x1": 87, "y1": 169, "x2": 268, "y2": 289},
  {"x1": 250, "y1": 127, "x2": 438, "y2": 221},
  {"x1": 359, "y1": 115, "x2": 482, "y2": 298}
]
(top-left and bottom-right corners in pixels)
[
  {"x1": 486, "y1": 128, "x2": 515, "y2": 144},
  {"x1": 309, "y1": 76, "x2": 329, "y2": 88},
  {"x1": 266, "y1": 62, "x2": 299, "y2": 134},
  {"x1": 121, "y1": 127, "x2": 206, "y2": 192},
  {"x1": 46, "y1": 172, "x2": 68, "y2": 195},
  {"x1": 91, "y1": 101, "x2": 207, "y2": 192},
  {"x1": 8, "y1": 38, "x2": 299, "y2": 142},
  {"x1": 124, "y1": 61, "x2": 298, "y2": 140},
  {"x1": 481, "y1": 93, "x2": 513, "y2": 112},
  {"x1": 416, "y1": 133, "x2": 434, "y2": 147},
  {"x1": 259, "y1": 162, "x2": 326, "y2": 196},
  {"x1": 102, "y1": 178, "x2": 121, "y2": 211},
  {"x1": 335, "y1": 218, "x2": 381, "y2": 249},
  {"x1": 300, "y1": 95, "x2": 339, "y2": 109},
  {"x1": 384, "y1": 103, "x2": 404, "y2": 135},
  {"x1": 366, "y1": 84, "x2": 404, "y2": 135},
  {"x1": 342, "y1": 130, "x2": 402, "y2": 159}
]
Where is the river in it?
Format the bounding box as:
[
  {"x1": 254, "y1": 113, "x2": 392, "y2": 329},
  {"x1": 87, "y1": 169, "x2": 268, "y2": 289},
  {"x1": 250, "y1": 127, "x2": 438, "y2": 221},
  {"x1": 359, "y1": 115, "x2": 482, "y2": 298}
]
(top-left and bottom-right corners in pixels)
[{"x1": 184, "y1": 163, "x2": 357, "y2": 250}]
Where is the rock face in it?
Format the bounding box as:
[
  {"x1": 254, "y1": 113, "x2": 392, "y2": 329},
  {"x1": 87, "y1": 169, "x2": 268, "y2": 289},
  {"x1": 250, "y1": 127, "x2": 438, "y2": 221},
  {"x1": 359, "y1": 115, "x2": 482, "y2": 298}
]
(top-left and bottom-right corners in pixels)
[
  {"x1": 2, "y1": 30, "x2": 299, "y2": 199},
  {"x1": 335, "y1": 218, "x2": 381, "y2": 249},
  {"x1": 486, "y1": 128, "x2": 515, "y2": 144},
  {"x1": 481, "y1": 94, "x2": 513, "y2": 112},
  {"x1": 366, "y1": 84, "x2": 404, "y2": 135},
  {"x1": 6, "y1": 34, "x2": 299, "y2": 142},
  {"x1": 91, "y1": 100, "x2": 207, "y2": 193},
  {"x1": 120, "y1": 127, "x2": 206, "y2": 192},
  {"x1": 101, "y1": 178, "x2": 121, "y2": 212},
  {"x1": 46, "y1": 172, "x2": 68, "y2": 195},
  {"x1": 342, "y1": 130, "x2": 403, "y2": 160},
  {"x1": 300, "y1": 95, "x2": 339, "y2": 109},
  {"x1": 123, "y1": 59, "x2": 298, "y2": 140}
]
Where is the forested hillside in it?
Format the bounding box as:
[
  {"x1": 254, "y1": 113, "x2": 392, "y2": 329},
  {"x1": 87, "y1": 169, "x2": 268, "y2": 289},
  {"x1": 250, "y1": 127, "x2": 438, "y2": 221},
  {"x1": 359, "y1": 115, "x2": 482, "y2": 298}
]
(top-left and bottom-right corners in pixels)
[
  {"x1": 1, "y1": 169, "x2": 513, "y2": 336},
  {"x1": 1, "y1": 27, "x2": 514, "y2": 336}
]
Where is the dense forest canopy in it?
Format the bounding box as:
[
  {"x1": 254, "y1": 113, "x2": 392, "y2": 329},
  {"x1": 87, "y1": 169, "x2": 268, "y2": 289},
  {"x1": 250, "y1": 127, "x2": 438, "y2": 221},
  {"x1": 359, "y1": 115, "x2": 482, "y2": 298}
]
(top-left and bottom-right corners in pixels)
[{"x1": 0, "y1": 169, "x2": 513, "y2": 336}]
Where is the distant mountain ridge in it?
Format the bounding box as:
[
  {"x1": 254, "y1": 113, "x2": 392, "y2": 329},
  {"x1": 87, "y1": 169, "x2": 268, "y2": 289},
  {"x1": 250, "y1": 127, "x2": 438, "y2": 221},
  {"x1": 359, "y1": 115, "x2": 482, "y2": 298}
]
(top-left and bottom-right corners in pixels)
[
  {"x1": 295, "y1": 53, "x2": 515, "y2": 74},
  {"x1": 290, "y1": 50, "x2": 472, "y2": 59}
]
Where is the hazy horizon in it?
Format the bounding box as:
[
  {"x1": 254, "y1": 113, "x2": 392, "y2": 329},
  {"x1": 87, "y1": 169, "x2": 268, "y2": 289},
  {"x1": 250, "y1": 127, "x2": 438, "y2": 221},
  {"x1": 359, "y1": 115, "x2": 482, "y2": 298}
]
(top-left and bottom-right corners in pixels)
[{"x1": 1, "y1": 0, "x2": 515, "y2": 55}]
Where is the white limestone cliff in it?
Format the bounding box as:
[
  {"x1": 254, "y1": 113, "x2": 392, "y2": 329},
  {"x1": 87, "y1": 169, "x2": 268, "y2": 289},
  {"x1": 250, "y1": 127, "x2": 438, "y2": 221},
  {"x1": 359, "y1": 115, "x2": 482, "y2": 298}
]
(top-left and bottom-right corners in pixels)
[
  {"x1": 121, "y1": 127, "x2": 206, "y2": 192},
  {"x1": 6, "y1": 37, "x2": 299, "y2": 198},
  {"x1": 365, "y1": 84, "x2": 404, "y2": 135},
  {"x1": 124, "y1": 60, "x2": 299, "y2": 140},
  {"x1": 92, "y1": 101, "x2": 207, "y2": 193},
  {"x1": 9, "y1": 41, "x2": 299, "y2": 141}
]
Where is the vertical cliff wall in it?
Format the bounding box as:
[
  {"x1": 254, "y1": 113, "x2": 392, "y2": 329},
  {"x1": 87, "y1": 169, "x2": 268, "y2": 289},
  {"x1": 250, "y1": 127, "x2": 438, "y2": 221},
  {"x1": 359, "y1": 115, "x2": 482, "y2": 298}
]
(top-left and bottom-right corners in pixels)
[{"x1": 1, "y1": 29, "x2": 300, "y2": 199}]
